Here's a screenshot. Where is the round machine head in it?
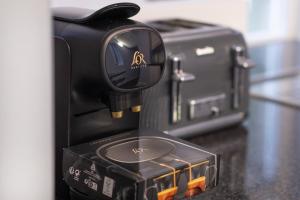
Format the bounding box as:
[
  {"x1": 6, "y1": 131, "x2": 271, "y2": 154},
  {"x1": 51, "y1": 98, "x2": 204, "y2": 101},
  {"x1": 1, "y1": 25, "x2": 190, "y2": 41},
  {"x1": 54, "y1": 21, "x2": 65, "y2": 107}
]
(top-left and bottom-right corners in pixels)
[{"x1": 102, "y1": 27, "x2": 166, "y2": 92}]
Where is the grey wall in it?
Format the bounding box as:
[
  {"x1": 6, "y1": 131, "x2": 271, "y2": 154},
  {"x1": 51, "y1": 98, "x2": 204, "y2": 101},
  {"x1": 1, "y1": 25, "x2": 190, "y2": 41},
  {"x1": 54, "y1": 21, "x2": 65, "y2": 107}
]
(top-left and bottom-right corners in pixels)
[{"x1": 0, "y1": 0, "x2": 54, "y2": 200}]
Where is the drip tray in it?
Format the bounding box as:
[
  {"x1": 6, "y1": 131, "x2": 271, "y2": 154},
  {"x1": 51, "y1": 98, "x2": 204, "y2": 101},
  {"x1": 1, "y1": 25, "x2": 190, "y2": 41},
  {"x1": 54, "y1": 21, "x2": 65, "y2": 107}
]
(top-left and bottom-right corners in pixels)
[{"x1": 251, "y1": 74, "x2": 300, "y2": 108}]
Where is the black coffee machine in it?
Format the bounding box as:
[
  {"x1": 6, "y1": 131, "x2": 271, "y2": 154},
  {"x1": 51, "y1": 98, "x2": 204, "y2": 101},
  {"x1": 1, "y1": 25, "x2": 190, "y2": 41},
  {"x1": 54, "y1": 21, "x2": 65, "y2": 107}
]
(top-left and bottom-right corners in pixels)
[{"x1": 54, "y1": 3, "x2": 165, "y2": 199}]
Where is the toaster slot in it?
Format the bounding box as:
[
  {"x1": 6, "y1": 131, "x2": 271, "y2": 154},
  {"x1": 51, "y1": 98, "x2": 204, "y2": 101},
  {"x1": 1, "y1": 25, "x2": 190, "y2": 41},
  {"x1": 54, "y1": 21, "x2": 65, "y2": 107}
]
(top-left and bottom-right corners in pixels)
[
  {"x1": 149, "y1": 19, "x2": 215, "y2": 33},
  {"x1": 157, "y1": 19, "x2": 213, "y2": 29}
]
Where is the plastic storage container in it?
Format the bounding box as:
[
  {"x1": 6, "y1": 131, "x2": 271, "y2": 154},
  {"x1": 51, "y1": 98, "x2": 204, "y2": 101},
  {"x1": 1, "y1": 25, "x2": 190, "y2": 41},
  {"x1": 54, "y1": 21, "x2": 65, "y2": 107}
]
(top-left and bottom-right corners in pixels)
[{"x1": 63, "y1": 129, "x2": 219, "y2": 200}]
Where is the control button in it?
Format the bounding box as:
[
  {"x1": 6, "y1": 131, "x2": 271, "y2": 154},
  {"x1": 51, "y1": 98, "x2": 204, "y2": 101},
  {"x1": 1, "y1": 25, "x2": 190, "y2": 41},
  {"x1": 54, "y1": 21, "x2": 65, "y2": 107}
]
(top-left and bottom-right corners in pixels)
[
  {"x1": 211, "y1": 106, "x2": 220, "y2": 116},
  {"x1": 189, "y1": 94, "x2": 226, "y2": 120}
]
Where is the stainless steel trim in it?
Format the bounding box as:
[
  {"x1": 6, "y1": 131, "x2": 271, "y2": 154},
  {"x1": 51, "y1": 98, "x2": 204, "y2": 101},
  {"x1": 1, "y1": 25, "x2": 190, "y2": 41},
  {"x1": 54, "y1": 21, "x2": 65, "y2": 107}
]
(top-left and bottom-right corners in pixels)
[
  {"x1": 171, "y1": 57, "x2": 196, "y2": 123},
  {"x1": 189, "y1": 94, "x2": 226, "y2": 120},
  {"x1": 232, "y1": 46, "x2": 255, "y2": 109}
]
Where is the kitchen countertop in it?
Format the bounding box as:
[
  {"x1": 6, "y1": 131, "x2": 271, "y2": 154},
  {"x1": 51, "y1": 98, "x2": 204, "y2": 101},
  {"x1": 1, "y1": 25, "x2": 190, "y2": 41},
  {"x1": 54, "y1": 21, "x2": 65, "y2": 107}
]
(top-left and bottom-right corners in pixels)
[
  {"x1": 189, "y1": 99, "x2": 300, "y2": 200},
  {"x1": 188, "y1": 41, "x2": 300, "y2": 200}
]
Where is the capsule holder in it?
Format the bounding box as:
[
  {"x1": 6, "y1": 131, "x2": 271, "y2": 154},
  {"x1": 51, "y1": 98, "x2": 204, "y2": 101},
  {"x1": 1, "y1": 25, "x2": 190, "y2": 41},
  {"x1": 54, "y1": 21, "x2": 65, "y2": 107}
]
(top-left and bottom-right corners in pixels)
[{"x1": 62, "y1": 129, "x2": 219, "y2": 200}]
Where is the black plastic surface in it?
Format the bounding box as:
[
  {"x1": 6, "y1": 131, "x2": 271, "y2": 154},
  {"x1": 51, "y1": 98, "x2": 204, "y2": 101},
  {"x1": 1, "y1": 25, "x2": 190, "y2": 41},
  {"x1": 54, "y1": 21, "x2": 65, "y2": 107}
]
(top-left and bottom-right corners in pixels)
[
  {"x1": 105, "y1": 29, "x2": 165, "y2": 89},
  {"x1": 53, "y1": 3, "x2": 140, "y2": 23}
]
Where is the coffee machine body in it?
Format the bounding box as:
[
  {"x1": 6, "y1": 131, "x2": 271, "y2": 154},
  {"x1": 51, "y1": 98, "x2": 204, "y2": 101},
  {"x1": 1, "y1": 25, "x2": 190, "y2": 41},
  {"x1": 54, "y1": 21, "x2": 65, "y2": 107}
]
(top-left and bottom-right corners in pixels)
[{"x1": 54, "y1": 4, "x2": 166, "y2": 199}]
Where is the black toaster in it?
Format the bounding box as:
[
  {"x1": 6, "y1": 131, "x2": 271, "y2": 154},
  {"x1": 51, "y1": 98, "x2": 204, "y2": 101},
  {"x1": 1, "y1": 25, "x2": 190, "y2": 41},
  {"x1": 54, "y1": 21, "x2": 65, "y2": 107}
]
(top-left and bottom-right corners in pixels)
[{"x1": 140, "y1": 19, "x2": 254, "y2": 137}]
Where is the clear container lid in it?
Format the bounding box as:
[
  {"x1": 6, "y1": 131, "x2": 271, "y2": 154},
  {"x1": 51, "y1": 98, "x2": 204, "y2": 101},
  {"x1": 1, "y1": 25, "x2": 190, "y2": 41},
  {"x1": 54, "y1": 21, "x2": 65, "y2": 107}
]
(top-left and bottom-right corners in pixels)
[{"x1": 63, "y1": 129, "x2": 219, "y2": 200}]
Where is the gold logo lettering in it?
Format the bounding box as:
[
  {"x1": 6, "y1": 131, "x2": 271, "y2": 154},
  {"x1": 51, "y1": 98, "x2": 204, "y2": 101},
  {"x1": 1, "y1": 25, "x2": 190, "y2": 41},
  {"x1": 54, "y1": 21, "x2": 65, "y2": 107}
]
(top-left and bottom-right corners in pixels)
[
  {"x1": 132, "y1": 148, "x2": 148, "y2": 154},
  {"x1": 131, "y1": 51, "x2": 147, "y2": 66}
]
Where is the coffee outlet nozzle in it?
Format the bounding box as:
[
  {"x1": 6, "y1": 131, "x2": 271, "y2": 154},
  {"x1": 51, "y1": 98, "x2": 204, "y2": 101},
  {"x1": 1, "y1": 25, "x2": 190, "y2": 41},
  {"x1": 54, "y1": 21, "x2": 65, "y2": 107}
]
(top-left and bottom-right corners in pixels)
[
  {"x1": 54, "y1": 4, "x2": 166, "y2": 119},
  {"x1": 108, "y1": 91, "x2": 143, "y2": 119}
]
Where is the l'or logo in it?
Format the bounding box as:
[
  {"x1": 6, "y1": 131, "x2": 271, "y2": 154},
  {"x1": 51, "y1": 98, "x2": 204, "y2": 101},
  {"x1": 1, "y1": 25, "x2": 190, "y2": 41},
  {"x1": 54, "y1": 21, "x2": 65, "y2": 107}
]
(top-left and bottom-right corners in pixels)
[
  {"x1": 131, "y1": 51, "x2": 147, "y2": 66},
  {"x1": 132, "y1": 148, "x2": 148, "y2": 154}
]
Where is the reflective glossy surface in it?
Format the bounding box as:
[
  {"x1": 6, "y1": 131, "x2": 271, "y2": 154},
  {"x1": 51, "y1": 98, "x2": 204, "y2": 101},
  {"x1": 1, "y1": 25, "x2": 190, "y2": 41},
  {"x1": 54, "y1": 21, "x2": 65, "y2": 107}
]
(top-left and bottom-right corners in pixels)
[
  {"x1": 98, "y1": 138, "x2": 175, "y2": 163},
  {"x1": 188, "y1": 99, "x2": 300, "y2": 200},
  {"x1": 105, "y1": 29, "x2": 165, "y2": 89},
  {"x1": 63, "y1": 129, "x2": 217, "y2": 200},
  {"x1": 251, "y1": 74, "x2": 300, "y2": 108}
]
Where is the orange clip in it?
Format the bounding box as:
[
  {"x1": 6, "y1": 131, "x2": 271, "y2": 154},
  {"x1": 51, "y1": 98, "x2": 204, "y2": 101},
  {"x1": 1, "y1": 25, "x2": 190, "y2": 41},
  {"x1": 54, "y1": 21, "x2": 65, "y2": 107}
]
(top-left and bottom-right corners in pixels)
[
  {"x1": 157, "y1": 187, "x2": 178, "y2": 200},
  {"x1": 185, "y1": 176, "x2": 206, "y2": 198}
]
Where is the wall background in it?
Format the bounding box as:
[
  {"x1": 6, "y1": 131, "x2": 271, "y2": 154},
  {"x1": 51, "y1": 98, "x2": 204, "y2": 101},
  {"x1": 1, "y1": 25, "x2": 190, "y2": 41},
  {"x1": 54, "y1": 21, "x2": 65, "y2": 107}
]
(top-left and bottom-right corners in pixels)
[
  {"x1": 247, "y1": 0, "x2": 300, "y2": 45},
  {"x1": 0, "y1": 0, "x2": 54, "y2": 200}
]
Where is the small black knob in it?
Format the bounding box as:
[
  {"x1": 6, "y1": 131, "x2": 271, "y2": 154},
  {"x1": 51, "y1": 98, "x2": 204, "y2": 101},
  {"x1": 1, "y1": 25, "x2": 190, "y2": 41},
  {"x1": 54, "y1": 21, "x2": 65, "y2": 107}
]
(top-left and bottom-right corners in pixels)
[{"x1": 211, "y1": 106, "x2": 220, "y2": 116}]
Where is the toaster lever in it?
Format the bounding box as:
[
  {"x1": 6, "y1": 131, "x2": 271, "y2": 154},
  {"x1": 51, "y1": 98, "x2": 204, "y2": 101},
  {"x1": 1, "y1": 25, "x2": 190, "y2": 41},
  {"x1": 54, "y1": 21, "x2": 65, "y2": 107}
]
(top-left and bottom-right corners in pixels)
[
  {"x1": 173, "y1": 71, "x2": 196, "y2": 82},
  {"x1": 232, "y1": 46, "x2": 255, "y2": 109},
  {"x1": 171, "y1": 57, "x2": 196, "y2": 123},
  {"x1": 234, "y1": 46, "x2": 255, "y2": 69}
]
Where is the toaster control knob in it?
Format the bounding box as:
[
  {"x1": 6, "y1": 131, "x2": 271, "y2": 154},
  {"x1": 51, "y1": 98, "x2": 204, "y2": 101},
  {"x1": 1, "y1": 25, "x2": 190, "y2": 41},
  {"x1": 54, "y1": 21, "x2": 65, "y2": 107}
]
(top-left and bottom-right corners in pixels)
[
  {"x1": 211, "y1": 106, "x2": 220, "y2": 116},
  {"x1": 233, "y1": 46, "x2": 255, "y2": 69}
]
